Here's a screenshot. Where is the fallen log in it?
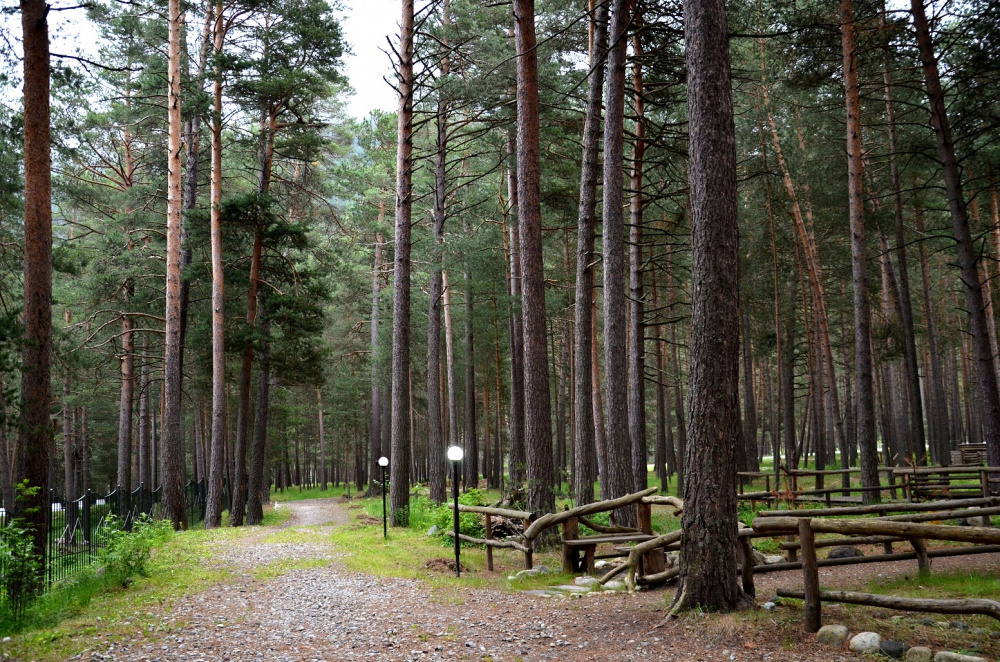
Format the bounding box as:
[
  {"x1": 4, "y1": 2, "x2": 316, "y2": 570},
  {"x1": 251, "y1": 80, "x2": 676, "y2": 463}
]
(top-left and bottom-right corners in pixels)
[
  {"x1": 776, "y1": 588, "x2": 1000, "y2": 623},
  {"x1": 523, "y1": 487, "x2": 658, "y2": 541},
  {"x1": 636, "y1": 566, "x2": 680, "y2": 586},
  {"x1": 641, "y1": 495, "x2": 684, "y2": 515},
  {"x1": 442, "y1": 530, "x2": 531, "y2": 554}
]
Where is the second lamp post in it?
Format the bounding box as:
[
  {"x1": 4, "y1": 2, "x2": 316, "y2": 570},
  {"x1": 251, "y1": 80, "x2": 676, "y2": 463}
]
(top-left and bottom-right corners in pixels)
[{"x1": 447, "y1": 445, "x2": 464, "y2": 577}]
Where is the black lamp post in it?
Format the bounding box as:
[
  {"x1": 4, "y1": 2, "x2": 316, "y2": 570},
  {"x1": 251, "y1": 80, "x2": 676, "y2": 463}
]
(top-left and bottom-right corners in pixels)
[
  {"x1": 378, "y1": 456, "x2": 389, "y2": 538},
  {"x1": 447, "y1": 445, "x2": 464, "y2": 577}
]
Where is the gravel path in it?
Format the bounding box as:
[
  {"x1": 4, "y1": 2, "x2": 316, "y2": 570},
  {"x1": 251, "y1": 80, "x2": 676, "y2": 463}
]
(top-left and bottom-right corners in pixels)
[{"x1": 74, "y1": 501, "x2": 1000, "y2": 662}]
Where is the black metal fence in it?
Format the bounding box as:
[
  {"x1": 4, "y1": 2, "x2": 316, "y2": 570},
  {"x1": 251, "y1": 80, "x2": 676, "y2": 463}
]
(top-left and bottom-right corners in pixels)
[{"x1": 1, "y1": 478, "x2": 213, "y2": 605}]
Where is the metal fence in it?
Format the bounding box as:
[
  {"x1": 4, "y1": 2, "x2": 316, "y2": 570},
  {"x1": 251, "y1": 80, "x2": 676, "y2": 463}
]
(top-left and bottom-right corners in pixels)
[{"x1": 0, "y1": 478, "x2": 213, "y2": 605}]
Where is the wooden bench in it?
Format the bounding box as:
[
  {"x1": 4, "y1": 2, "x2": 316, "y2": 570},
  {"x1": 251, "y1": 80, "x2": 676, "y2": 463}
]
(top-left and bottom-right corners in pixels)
[{"x1": 561, "y1": 501, "x2": 667, "y2": 575}]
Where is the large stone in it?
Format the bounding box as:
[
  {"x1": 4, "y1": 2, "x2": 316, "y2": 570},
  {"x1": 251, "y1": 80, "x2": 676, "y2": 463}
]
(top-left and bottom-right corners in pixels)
[
  {"x1": 933, "y1": 653, "x2": 988, "y2": 662},
  {"x1": 764, "y1": 554, "x2": 786, "y2": 565},
  {"x1": 828, "y1": 545, "x2": 864, "y2": 559},
  {"x1": 573, "y1": 576, "x2": 601, "y2": 588},
  {"x1": 816, "y1": 624, "x2": 849, "y2": 647},
  {"x1": 603, "y1": 580, "x2": 626, "y2": 592},
  {"x1": 904, "y1": 647, "x2": 933, "y2": 662},
  {"x1": 848, "y1": 632, "x2": 881, "y2": 654},
  {"x1": 509, "y1": 566, "x2": 552, "y2": 581},
  {"x1": 880, "y1": 640, "x2": 910, "y2": 659},
  {"x1": 553, "y1": 584, "x2": 590, "y2": 594}
]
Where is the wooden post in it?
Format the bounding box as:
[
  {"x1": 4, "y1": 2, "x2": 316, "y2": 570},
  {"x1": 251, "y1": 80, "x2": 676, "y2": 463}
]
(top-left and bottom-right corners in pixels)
[
  {"x1": 799, "y1": 518, "x2": 821, "y2": 633},
  {"x1": 634, "y1": 500, "x2": 665, "y2": 576},
  {"x1": 485, "y1": 513, "x2": 494, "y2": 572},
  {"x1": 982, "y1": 469, "x2": 990, "y2": 499},
  {"x1": 738, "y1": 536, "x2": 756, "y2": 598},
  {"x1": 908, "y1": 536, "x2": 930, "y2": 577},
  {"x1": 785, "y1": 534, "x2": 798, "y2": 562},
  {"x1": 878, "y1": 508, "x2": 893, "y2": 554},
  {"x1": 524, "y1": 517, "x2": 533, "y2": 569},
  {"x1": 562, "y1": 516, "x2": 579, "y2": 573}
]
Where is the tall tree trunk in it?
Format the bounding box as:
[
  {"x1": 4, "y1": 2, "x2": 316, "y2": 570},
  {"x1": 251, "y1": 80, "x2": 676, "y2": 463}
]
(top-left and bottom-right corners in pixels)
[
  {"x1": 592, "y1": 290, "x2": 608, "y2": 490},
  {"x1": 503, "y1": 131, "x2": 526, "y2": 491},
  {"x1": 841, "y1": 0, "x2": 880, "y2": 502},
  {"x1": 911, "y1": 0, "x2": 1000, "y2": 475},
  {"x1": 117, "y1": 315, "x2": 135, "y2": 492},
  {"x1": 513, "y1": 0, "x2": 555, "y2": 514},
  {"x1": 914, "y1": 204, "x2": 949, "y2": 463},
  {"x1": 673, "y1": 0, "x2": 749, "y2": 613},
  {"x1": 205, "y1": 0, "x2": 227, "y2": 529},
  {"x1": 245, "y1": 309, "x2": 271, "y2": 525},
  {"x1": 741, "y1": 311, "x2": 759, "y2": 472},
  {"x1": 18, "y1": 0, "x2": 52, "y2": 565},
  {"x1": 162, "y1": 0, "x2": 188, "y2": 529},
  {"x1": 464, "y1": 267, "x2": 478, "y2": 489},
  {"x1": 628, "y1": 26, "x2": 648, "y2": 493},
  {"x1": 601, "y1": 0, "x2": 636, "y2": 524},
  {"x1": 390, "y1": 0, "x2": 414, "y2": 524},
  {"x1": 572, "y1": 0, "x2": 607, "y2": 506},
  {"x1": 318, "y1": 389, "x2": 327, "y2": 490},
  {"x1": 443, "y1": 271, "x2": 460, "y2": 477},
  {"x1": 369, "y1": 230, "x2": 384, "y2": 495},
  {"x1": 63, "y1": 333, "x2": 75, "y2": 500},
  {"x1": 138, "y1": 336, "x2": 151, "y2": 490},
  {"x1": 427, "y1": 134, "x2": 447, "y2": 503},
  {"x1": 652, "y1": 264, "x2": 668, "y2": 488}
]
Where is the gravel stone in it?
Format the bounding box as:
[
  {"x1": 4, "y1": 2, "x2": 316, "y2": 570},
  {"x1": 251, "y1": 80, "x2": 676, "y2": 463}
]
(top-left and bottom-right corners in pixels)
[{"x1": 816, "y1": 624, "x2": 849, "y2": 647}]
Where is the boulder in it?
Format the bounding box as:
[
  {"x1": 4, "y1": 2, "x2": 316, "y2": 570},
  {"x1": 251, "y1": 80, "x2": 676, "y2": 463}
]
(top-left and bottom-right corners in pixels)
[
  {"x1": 553, "y1": 584, "x2": 590, "y2": 594},
  {"x1": 573, "y1": 576, "x2": 601, "y2": 588},
  {"x1": 933, "y1": 653, "x2": 988, "y2": 662},
  {"x1": 603, "y1": 580, "x2": 626, "y2": 591},
  {"x1": 426, "y1": 525, "x2": 440, "y2": 536},
  {"x1": 816, "y1": 624, "x2": 849, "y2": 647},
  {"x1": 848, "y1": 632, "x2": 881, "y2": 654},
  {"x1": 904, "y1": 647, "x2": 933, "y2": 662},
  {"x1": 879, "y1": 640, "x2": 910, "y2": 659},
  {"x1": 828, "y1": 545, "x2": 864, "y2": 559},
  {"x1": 764, "y1": 554, "x2": 786, "y2": 565}
]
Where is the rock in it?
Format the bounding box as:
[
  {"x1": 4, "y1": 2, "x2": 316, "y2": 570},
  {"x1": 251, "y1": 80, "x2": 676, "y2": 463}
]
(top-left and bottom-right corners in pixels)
[
  {"x1": 816, "y1": 624, "x2": 849, "y2": 647},
  {"x1": 426, "y1": 525, "x2": 439, "y2": 536},
  {"x1": 848, "y1": 632, "x2": 881, "y2": 654},
  {"x1": 510, "y1": 566, "x2": 553, "y2": 581},
  {"x1": 573, "y1": 576, "x2": 601, "y2": 588},
  {"x1": 553, "y1": 585, "x2": 590, "y2": 594},
  {"x1": 522, "y1": 590, "x2": 564, "y2": 598},
  {"x1": 954, "y1": 517, "x2": 970, "y2": 527},
  {"x1": 762, "y1": 602, "x2": 776, "y2": 612},
  {"x1": 949, "y1": 621, "x2": 970, "y2": 631},
  {"x1": 752, "y1": 549, "x2": 767, "y2": 565},
  {"x1": 828, "y1": 545, "x2": 864, "y2": 559},
  {"x1": 603, "y1": 580, "x2": 626, "y2": 592},
  {"x1": 990, "y1": 631, "x2": 1000, "y2": 640},
  {"x1": 904, "y1": 647, "x2": 933, "y2": 662},
  {"x1": 764, "y1": 555, "x2": 786, "y2": 565},
  {"x1": 933, "y1": 653, "x2": 988, "y2": 662},
  {"x1": 594, "y1": 560, "x2": 612, "y2": 570},
  {"x1": 919, "y1": 618, "x2": 937, "y2": 626},
  {"x1": 879, "y1": 640, "x2": 910, "y2": 659}
]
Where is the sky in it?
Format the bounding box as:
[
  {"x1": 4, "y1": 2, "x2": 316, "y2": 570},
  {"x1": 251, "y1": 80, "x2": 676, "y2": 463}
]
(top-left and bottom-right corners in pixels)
[{"x1": 3, "y1": 0, "x2": 400, "y2": 120}]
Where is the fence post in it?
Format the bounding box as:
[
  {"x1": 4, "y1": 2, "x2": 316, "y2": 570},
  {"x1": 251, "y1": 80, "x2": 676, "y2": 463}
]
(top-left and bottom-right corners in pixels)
[{"x1": 798, "y1": 518, "x2": 821, "y2": 633}]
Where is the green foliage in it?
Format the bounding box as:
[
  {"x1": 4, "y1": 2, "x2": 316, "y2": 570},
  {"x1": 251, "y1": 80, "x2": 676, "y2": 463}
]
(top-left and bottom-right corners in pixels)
[
  {"x1": 0, "y1": 518, "x2": 41, "y2": 624},
  {"x1": 98, "y1": 515, "x2": 172, "y2": 588}
]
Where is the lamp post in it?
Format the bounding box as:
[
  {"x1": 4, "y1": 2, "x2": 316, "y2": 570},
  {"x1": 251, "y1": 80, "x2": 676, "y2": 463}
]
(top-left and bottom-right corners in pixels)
[
  {"x1": 447, "y1": 445, "x2": 464, "y2": 577},
  {"x1": 378, "y1": 456, "x2": 389, "y2": 538}
]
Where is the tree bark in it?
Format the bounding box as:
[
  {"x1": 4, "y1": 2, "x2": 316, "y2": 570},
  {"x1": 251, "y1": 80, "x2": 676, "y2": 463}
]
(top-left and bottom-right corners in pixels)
[
  {"x1": 390, "y1": 0, "x2": 414, "y2": 524},
  {"x1": 117, "y1": 316, "x2": 134, "y2": 493},
  {"x1": 628, "y1": 25, "x2": 648, "y2": 493},
  {"x1": 138, "y1": 336, "x2": 151, "y2": 490},
  {"x1": 318, "y1": 389, "x2": 327, "y2": 490},
  {"x1": 601, "y1": 0, "x2": 636, "y2": 524},
  {"x1": 572, "y1": 0, "x2": 608, "y2": 506},
  {"x1": 504, "y1": 130, "x2": 526, "y2": 490},
  {"x1": 841, "y1": 0, "x2": 881, "y2": 503},
  {"x1": 513, "y1": 0, "x2": 555, "y2": 514},
  {"x1": 245, "y1": 308, "x2": 271, "y2": 525},
  {"x1": 464, "y1": 266, "x2": 478, "y2": 488},
  {"x1": 911, "y1": 0, "x2": 1000, "y2": 476},
  {"x1": 673, "y1": 0, "x2": 751, "y2": 613},
  {"x1": 742, "y1": 311, "x2": 759, "y2": 472},
  {"x1": 369, "y1": 231, "x2": 384, "y2": 495},
  {"x1": 162, "y1": 0, "x2": 188, "y2": 529}
]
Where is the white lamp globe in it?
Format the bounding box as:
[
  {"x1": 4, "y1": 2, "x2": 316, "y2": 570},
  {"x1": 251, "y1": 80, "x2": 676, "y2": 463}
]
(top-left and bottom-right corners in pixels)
[
  {"x1": 447, "y1": 446, "x2": 464, "y2": 462},
  {"x1": 378, "y1": 456, "x2": 389, "y2": 467}
]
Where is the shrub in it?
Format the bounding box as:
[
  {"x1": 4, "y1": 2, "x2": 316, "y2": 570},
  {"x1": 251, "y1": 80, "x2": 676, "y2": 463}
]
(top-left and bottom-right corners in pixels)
[
  {"x1": 99, "y1": 515, "x2": 171, "y2": 587},
  {"x1": 0, "y1": 519, "x2": 40, "y2": 623}
]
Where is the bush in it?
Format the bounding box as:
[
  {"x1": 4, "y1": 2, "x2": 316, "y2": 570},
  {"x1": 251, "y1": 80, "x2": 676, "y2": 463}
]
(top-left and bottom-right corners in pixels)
[
  {"x1": 99, "y1": 515, "x2": 172, "y2": 587},
  {"x1": 0, "y1": 519, "x2": 40, "y2": 623}
]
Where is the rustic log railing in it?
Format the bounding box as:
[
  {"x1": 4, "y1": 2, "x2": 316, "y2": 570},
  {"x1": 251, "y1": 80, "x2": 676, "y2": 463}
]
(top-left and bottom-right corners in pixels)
[{"x1": 754, "y1": 516, "x2": 1000, "y2": 632}]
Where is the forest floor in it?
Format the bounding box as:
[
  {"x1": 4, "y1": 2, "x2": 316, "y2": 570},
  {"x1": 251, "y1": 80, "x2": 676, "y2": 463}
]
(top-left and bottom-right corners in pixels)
[{"x1": 10, "y1": 497, "x2": 1000, "y2": 662}]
